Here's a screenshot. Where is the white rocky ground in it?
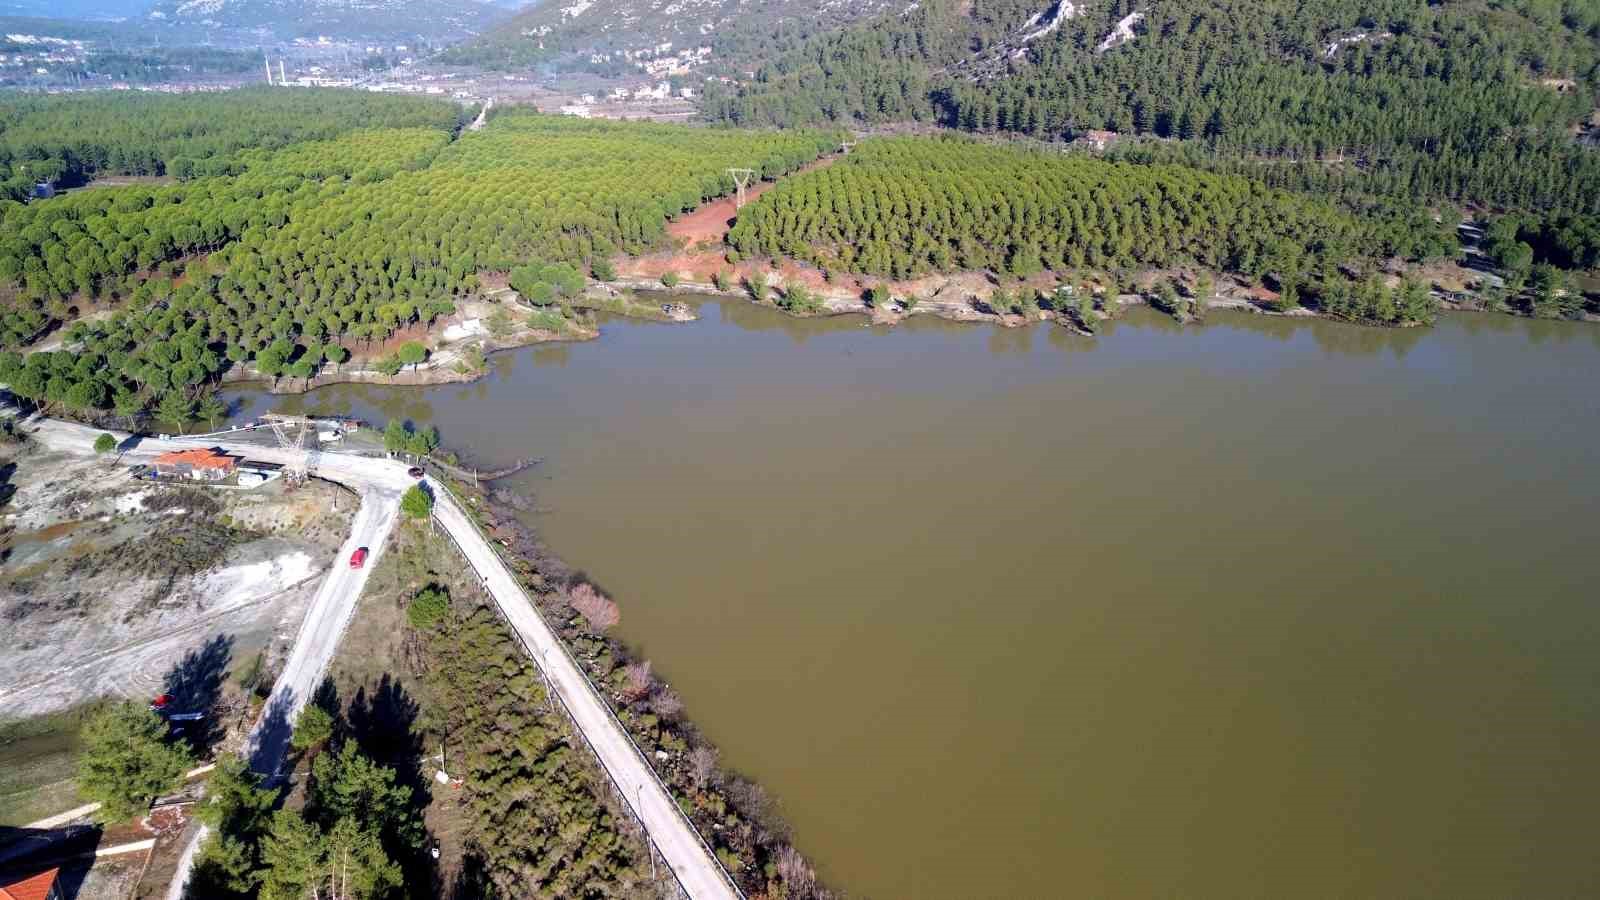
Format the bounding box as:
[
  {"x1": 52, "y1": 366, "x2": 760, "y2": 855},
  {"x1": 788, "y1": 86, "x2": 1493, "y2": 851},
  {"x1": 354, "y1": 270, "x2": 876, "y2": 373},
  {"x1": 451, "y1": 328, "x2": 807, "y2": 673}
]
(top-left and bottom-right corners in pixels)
[{"x1": 0, "y1": 446, "x2": 351, "y2": 721}]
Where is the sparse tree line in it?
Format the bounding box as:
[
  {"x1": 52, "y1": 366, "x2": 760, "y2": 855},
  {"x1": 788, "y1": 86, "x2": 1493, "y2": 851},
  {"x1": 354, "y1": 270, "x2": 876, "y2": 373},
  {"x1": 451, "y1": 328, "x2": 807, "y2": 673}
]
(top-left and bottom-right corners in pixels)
[{"x1": 704, "y1": 0, "x2": 1600, "y2": 216}]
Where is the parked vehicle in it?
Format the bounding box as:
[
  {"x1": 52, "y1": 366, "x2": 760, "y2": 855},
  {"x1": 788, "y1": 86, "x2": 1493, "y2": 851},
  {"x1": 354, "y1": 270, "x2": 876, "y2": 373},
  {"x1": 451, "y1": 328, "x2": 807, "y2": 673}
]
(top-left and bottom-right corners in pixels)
[{"x1": 349, "y1": 547, "x2": 369, "y2": 569}]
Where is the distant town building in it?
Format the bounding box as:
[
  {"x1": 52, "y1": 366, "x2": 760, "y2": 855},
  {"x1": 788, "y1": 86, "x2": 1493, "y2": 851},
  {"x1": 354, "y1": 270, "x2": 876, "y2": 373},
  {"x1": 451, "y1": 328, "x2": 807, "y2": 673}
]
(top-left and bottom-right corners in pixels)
[{"x1": 1076, "y1": 129, "x2": 1121, "y2": 151}]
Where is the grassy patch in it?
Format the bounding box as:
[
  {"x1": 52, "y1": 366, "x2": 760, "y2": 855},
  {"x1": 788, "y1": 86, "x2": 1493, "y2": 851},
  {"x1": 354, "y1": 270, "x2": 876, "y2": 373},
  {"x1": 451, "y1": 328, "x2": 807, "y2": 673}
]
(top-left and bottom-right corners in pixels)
[{"x1": 0, "y1": 700, "x2": 110, "y2": 825}]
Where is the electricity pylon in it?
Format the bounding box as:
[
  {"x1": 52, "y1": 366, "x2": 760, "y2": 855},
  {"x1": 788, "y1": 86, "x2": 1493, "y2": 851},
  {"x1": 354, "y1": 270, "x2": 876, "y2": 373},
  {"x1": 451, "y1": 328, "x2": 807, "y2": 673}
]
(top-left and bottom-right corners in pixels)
[{"x1": 726, "y1": 168, "x2": 756, "y2": 209}]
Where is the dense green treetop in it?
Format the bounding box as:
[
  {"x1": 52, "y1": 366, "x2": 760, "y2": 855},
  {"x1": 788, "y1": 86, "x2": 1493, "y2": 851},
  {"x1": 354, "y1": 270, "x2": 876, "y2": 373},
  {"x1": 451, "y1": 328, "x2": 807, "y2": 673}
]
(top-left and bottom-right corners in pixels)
[
  {"x1": 729, "y1": 136, "x2": 1453, "y2": 281},
  {"x1": 76, "y1": 700, "x2": 193, "y2": 820},
  {"x1": 0, "y1": 108, "x2": 837, "y2": 429},
  {"x1": 0, "y1": 88, "x2": 463, "y2": 198}
]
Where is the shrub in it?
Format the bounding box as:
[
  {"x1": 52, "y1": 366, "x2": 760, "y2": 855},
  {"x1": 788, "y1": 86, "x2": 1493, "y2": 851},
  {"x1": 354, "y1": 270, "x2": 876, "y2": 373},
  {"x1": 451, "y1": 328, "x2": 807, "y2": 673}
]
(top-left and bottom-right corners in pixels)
[
  {"x1": 94, "y1": 432, "x2": 117, "y2": 454},
  {"x1": 777, "y1": 283, "x2": 823, "y2": 314},
  {"x1": 569, "y1": 583, "x2": 619, "y2": 631},
  {"x1": 591, "y1": 258, "x2": 616, "y2": 281},
  {"x1": 400, "y1": 484, "x2": 433, "y2": 520},
  {"x1": 746, "y1": 271, "x2": 769, "y2": 302},
  {"x1": 661, "y1": 271, "x2": 681, "y2": 288},
  {"x1": 407, "y1": 586, "x2": 449, "y2": 631}
]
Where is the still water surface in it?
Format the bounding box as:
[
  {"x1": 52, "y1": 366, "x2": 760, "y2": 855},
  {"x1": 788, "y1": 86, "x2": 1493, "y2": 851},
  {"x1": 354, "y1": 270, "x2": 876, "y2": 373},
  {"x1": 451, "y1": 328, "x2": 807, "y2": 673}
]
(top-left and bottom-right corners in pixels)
[{"x1": 236, "y1": 302, "x2": 1600, "y2": 898}]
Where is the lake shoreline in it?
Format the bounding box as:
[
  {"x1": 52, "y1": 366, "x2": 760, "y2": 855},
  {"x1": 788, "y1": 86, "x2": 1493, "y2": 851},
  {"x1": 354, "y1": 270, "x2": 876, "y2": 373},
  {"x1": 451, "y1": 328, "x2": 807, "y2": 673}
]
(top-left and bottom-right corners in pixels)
[
  {"x1": 430, "y1": 467, "x2": 835, "y2": 898},
  {"x1": 204, "y1": 261, "x2": 1599, "y2": 399}
]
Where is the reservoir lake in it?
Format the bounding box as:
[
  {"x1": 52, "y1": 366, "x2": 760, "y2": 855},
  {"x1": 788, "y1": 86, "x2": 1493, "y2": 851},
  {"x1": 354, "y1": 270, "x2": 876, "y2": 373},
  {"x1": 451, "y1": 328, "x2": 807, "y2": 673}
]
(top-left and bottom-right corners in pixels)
[{"x1": 232, "y1": 300, "x2": 1600, "y2": 898}]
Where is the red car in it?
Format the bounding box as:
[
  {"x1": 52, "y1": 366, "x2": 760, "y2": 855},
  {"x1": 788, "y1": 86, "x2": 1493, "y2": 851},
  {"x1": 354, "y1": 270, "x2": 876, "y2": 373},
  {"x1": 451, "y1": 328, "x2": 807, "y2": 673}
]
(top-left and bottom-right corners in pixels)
[{"x1": 349, "y1": 547, "x2": 369, "y2": 569}]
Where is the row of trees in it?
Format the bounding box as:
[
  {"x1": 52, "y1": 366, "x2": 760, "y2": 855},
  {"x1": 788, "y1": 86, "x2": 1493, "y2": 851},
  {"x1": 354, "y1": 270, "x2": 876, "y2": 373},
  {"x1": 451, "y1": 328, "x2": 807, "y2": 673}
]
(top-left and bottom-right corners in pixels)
[
  {"x1": 0, "y1": 126, "x2": 453, "y2": 321},
  {"x1": 704, "y1": 0, "x2": 1600, "y2": 215},
  {"x1": 728, "y1": 137, "x2": 1453, "y2": 282},
  {"x1": 1, "y1": 110, "x2": 840, "y2": 425},
  {"x1": 0, "y1": 87, "x2": 463, "y2": 200}
]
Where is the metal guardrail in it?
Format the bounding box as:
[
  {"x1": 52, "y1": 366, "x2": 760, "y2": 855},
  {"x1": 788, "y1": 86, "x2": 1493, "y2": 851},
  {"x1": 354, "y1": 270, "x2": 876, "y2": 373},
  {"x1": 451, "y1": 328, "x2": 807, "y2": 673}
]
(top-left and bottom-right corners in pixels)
[{"x1": 425, "y1": 473, "x2": 744, "y2": 899}]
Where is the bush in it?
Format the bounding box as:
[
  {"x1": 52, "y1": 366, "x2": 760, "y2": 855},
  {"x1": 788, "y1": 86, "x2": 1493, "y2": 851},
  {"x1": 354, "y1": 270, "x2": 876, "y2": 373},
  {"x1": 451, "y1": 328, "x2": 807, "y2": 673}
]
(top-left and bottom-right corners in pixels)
[
  {"x1": 746, "y1": 271, "x2": 769, "y2": 302},
  {"x1": 401, "y1": 484, "x2": 433, "y2": 520},
  {"x1": 527, "y1": 309, "x2": 565, "y2": 331},
  {"x1": 407, "y1": 586, "x2": 449, "y2": 630},
  {"x1": 591, "y1": 258, "x2": 616, "y2": 281},
  {"x1": 94, "y1": 432, "x2": 117, "y2": 454},
  {"x1": 661, "y1": 271, "x2": 681, "y2": 288},
  {"x1": 777, "y1": 283, "x2": 823, "y2": 314}
]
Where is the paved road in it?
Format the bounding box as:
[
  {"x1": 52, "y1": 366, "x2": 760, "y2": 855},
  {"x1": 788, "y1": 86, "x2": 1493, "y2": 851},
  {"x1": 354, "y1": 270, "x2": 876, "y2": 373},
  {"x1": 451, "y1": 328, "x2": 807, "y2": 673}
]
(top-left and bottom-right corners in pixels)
[
  {"x1": 13, "y1": 412, "x2": 737, "y2": 899},
  {"x1": 432, "y1": 491, "x2": 741, "y2": 900}
]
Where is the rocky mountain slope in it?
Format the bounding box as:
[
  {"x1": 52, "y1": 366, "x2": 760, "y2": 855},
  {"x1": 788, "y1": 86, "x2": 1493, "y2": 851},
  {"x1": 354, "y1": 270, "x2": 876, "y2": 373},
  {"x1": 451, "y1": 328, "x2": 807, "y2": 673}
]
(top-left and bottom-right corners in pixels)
[
  {"x1": 442, "y1": 0, "x2": 893, "y2": 75},
  {"x1": 145, "y1": 0, "x2": 507, "y2": 40}
]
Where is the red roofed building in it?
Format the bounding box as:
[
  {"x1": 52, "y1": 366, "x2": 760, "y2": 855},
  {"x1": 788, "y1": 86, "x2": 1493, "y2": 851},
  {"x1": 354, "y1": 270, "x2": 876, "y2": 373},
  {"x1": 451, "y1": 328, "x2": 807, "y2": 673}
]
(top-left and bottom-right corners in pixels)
[
  {"x1": 0, "y1": 867, "x2": 62, "y2": 900},
  {"x1": 151, "y1": 448, "x2": 238, "y2": 481}
]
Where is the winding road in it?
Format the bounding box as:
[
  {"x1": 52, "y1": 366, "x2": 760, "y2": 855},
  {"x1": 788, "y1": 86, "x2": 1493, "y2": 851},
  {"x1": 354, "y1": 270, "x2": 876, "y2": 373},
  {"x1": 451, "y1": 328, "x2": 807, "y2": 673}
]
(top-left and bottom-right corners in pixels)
[{"x1": 11, "y1": 411, "x2": 738, "y2": 900}]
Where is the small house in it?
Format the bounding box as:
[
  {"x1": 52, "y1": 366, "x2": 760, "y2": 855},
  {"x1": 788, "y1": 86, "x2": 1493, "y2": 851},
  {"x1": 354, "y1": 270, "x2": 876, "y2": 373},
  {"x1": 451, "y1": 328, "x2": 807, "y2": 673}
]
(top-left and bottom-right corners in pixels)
[
  {"x1": 0, "y1": 867, "x2": 63, "y2": 900},
  {"x1": 151, "y1": 448, "x2": 238, "y2": 481}
]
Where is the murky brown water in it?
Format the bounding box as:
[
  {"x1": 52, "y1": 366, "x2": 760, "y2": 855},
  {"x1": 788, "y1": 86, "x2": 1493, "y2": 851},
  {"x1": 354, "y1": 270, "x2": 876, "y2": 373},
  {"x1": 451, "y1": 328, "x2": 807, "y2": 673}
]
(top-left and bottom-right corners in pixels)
[{"x1": 236, "y1": 302, "x2": 1600, "y2": 898}]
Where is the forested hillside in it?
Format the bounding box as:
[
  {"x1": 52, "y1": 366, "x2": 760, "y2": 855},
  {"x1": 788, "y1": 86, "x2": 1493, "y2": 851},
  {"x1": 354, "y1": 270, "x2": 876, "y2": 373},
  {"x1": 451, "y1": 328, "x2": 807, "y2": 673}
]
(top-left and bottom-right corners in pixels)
[
  {"x1": 441, "y1": 0, "x2": 891, "y2": 75},
  {"x1": 703, "y1": 0, "x2": 1600, "y2": 214},
  {"x1": 0, "y1": 107, "x2": 837, "y2": 428},
  {"x1": 0, "y1": 88, "x2": 465, "y2": 199},
  {"x1": 728, "y1": 136, "x2": 1454, "y2": 322}
]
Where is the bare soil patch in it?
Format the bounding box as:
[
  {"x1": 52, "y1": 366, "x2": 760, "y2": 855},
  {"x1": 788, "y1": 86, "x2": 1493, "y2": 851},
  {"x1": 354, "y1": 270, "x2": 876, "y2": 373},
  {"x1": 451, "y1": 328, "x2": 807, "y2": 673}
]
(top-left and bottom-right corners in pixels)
[{"x1": 0, "y1": 445, "x2": 351, "y2": 723}]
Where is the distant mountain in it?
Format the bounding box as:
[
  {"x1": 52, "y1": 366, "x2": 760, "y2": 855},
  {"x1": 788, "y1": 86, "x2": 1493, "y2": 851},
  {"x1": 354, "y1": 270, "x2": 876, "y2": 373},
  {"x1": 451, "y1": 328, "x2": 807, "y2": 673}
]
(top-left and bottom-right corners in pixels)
[
  {"x1": 442, "y1": 0, "x2": 892, "y2": 75},
  {"x1": 699, "y1": 0, "x2": 1600, "y2": 215},
  {"x1": 144, "y1": 0, "x2": 508, "y2": 40},
  {"x1": 0, "y1": 0, "x2": 145, "y2": 19}
]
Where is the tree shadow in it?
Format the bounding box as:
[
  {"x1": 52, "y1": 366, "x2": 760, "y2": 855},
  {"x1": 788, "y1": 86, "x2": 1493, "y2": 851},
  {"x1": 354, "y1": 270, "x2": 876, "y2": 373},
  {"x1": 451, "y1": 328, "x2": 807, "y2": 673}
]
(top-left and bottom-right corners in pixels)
[
  {"x1": 248, "y1": 686, "x2": 296, "y2": 782},
  {"x1": 346, "y1": 676, "x2": 436, "y2": 898},
  {"x1": 449, "y1": 850, "x2": 494, "y2": 899},
  {"x1": 347, "y1": 675, "x2": 423, "y2": 790},
  {"x1": 162, "y1": 632, "x2": 234, "y2": 755},
  {"x1": 0, "y1": 461, "x2": 16, "y2": 512}
]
